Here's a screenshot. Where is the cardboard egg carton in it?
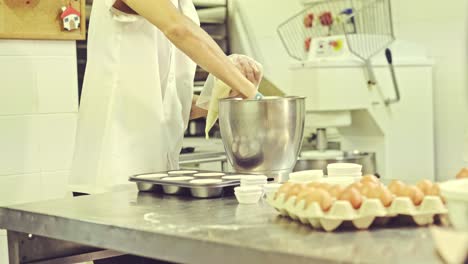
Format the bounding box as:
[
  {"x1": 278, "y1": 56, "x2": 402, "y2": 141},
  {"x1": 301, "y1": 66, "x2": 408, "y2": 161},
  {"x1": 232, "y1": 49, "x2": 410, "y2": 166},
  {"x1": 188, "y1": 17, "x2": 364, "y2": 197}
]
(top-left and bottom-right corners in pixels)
[{"x1": 267, "y1": 193, "x2": 448, "y2": 232}]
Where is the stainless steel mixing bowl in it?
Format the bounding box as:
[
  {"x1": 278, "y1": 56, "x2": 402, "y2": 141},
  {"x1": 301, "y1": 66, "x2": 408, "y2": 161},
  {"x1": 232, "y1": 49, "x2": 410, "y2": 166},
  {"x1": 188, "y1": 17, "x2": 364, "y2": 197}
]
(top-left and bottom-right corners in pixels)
[{"x1": 218, "y1": 96, "x2": 305, "y2": 182}]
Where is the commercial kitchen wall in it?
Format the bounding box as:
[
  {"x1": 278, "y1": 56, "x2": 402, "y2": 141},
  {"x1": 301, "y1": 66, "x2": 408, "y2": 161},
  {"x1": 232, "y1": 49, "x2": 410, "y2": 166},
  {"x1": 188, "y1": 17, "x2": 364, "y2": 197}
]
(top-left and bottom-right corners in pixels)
[
  {"x1": 0, "y1": 40, "x2": 78, "y2": 263},
  {"x1": 391, "y1": 0, "x2": 468, "y2": 180},
  {"x1": 230, "y1": 0, "x2": 468, "y2": 181}
]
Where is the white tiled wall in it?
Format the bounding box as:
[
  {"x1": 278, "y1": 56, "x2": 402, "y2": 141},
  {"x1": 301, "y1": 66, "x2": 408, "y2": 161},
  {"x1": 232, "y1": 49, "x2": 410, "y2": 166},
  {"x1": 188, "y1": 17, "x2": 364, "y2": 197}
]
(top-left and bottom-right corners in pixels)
[
  {"x1": 391, "y1": 0, "x2": 468, "y2": 180},
  {"x1": 0, "y1": 116, "x2": 41, "y2": 176},
  {"x1": 0, "y1": 40, "x2": 78, "y2": 203},
  {"x1": 0, "y1": 233, "x2": 7, "y2": 264},
  {"x1": 41, "y1": 171, "x2": 72, "y2": 200},
  {"x1": 0, "y1": 173, "x2": 42, "y2": 207},
  {"x1": 38, "y1": 114, "x2": 77, "y2": 172},
  {"x1": 0, "y1": 57, "x2": 37, "y2": 115},
  {"x1": 36, "y1": 58, "x2": 78, "y2": 114},
  {"x1": 0, "y1": 39, "x2": 78, "y2": 261}
]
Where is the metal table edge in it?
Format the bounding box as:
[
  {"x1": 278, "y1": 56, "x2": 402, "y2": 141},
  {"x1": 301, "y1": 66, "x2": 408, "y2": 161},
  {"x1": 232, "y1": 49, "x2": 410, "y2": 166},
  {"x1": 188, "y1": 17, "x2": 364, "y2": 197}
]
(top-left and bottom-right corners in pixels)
[{"x1": 0, "y1": 206, "x2": 336, "y2": 264}]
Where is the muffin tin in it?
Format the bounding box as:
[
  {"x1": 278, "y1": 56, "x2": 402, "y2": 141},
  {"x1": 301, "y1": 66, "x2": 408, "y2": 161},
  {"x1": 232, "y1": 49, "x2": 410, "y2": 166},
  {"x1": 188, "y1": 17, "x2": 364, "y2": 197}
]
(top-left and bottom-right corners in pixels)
[
  {"x1": 267, "y1": 192, "x2": 448, "y2": 232},
  {"x1": 129, "y1": 170, "x2": 246, "y2": 198}
]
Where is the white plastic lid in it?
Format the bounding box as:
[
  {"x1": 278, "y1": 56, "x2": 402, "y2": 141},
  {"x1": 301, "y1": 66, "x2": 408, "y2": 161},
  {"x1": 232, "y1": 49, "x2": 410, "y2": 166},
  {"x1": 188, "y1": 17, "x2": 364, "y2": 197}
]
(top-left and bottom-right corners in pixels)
[
  {"x1": 235, "y1": 186, "x2": 263, "y2": 193},
  {"x1": 321, "y1": 176, "x2": 360, "y2": 187},
  {"x1": 440, "y1": 179, "x2": 468, "y2": 201},
  {"x1": 263, "y1": 183, "x2": 282, "y2": 191},
  {"x1": 328, "y1": 172, "x2": 363, "y2": 177},
  {"x1": 327, "y1": 163, "x2": 362, "y2": 175},
  {"x1": 241, "y1": 182, "x2": 267, "y2": 187},
  {"x1": 290, "y1": 170, "x2": 324, "y2": 181}
]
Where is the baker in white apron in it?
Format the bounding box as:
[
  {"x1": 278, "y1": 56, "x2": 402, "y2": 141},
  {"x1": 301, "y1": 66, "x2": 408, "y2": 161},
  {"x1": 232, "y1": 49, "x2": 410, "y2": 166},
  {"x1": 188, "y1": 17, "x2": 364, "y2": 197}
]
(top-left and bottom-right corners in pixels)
[{"x1": 70, "y1": 0, "x2": 260, "y2": 194}]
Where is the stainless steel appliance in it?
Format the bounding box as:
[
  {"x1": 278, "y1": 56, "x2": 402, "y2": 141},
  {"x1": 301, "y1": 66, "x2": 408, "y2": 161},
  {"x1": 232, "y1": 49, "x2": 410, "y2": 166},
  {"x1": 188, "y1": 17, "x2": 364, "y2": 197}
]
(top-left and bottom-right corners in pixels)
[
  {"x1": 218, "y1": 96, "x2": 305, "y2": 182},
  {"x1": 270, "y1": 0, "x2": 435, "y2": 181}
]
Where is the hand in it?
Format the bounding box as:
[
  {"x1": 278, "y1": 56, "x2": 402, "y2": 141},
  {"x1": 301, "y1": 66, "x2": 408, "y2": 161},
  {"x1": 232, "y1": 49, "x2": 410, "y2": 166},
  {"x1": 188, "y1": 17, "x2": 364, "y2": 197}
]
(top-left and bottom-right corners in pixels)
[{"x1": 228, "y1": 55, "x2": 262, "y2": 98}]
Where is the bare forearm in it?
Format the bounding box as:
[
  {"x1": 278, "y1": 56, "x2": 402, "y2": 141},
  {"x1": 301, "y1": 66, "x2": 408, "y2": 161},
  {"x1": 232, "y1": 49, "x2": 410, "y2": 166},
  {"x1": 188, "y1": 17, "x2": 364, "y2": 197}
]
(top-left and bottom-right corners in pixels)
[
  {"x1": 190, "y1": 95, "x2": 208, "y2": 120},
  {"x1": 121, "y1": 0, "x2": 256, "y2": 98},
  {"x1": 166, "y1": 21, "x2": 256, "y2": 98}
]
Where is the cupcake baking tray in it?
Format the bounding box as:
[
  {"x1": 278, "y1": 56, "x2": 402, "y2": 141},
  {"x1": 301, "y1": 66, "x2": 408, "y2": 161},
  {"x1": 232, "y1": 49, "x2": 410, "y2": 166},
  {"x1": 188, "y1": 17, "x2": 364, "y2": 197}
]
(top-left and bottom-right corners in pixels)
[{"x1": 129, "y1": 170, "x2": 245, "y2": 198}]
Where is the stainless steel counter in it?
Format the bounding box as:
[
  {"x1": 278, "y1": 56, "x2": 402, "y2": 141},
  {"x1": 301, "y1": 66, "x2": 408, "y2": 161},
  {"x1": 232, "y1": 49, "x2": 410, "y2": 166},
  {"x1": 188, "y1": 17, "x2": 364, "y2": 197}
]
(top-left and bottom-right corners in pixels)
[{"x1": 0, "y1": 191, "x2": 442, "y2": 264}]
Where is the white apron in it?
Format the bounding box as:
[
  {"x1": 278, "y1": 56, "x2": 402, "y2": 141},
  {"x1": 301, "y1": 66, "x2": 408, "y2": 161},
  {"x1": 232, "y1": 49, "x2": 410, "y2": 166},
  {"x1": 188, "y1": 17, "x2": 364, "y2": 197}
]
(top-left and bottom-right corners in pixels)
[{"x1": 69, "y1": 0, "x2": 199, "y2": 193}]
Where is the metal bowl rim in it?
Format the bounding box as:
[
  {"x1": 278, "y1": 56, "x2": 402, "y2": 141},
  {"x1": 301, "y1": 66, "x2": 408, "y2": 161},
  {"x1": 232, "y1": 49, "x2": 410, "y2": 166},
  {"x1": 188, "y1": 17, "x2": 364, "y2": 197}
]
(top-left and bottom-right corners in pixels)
[{"x1": 219, "y1": 96, "x2": 306, "y2": 103}]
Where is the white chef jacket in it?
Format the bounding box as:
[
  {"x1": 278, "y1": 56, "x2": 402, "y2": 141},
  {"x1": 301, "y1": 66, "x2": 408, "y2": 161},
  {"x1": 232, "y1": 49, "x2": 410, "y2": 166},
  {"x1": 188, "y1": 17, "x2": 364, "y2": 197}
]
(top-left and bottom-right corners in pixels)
[{"x1": 69, "y1": 0, "x2": 199, "y2": 193}]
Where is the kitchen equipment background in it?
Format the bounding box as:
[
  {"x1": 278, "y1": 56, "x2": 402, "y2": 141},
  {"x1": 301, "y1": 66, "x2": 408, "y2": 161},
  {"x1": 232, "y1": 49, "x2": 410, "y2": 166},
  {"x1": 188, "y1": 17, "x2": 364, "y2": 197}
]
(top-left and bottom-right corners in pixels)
[
  {"x1": 185, "y1": 119, "x2": 207, "y2": 137},
  {"x1": 218, "y1": 96, "x2": 305, "y2": 182},
  {"x1": 264, "y1": 0, "x2": 436, "y2": 181},
  {"x1": 343, "y1": 0, "x2": 400, "y2": 105},
  {"x1": 277, "y1": 0, "x2": 364, "y2": 61},
  {"x1": 277, "y1": 0, "x2": 400, "y2": 105},
  {"x1": 294, "y1": 151, "x2": 377, "y2": 175}
]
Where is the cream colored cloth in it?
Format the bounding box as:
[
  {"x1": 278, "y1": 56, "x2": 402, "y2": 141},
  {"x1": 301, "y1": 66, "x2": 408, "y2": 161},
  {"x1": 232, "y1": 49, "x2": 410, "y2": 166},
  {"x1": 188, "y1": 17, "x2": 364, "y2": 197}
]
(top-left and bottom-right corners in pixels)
[{"x1": 204, "y1": 79, "x2": 232, "y2": 138}]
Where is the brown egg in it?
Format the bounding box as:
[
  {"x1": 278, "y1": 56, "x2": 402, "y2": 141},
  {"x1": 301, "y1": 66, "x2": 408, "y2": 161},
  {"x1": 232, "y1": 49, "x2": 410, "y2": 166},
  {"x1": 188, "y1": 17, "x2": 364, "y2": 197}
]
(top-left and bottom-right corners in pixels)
[
  {"x1": 401, "y1": 185, "x2": 424, "y2": 206},
  {"x1": 416, "y1": 179, "x2": 433, "y2": 195},
  {"x1": 307, "y1": 182, "x2": 330, "y2": 190},
  {"x1": 304, "y1": 189, "x2": 333, "y2": 211},
  {"x1": 275, "y1": 182, "x2": 294, "y2": 199},
  {"x1": 295, "y1": 187, "x2": 315, "y2": 205},
  {"x1": 285, "y1": 184, "x2": 305, "y2": 200},
  {"x1": 388, "y1": 180, "x2": 406, "y2": 195},
  {"x1": 379, "y1": 186, "x2": 394, "y2": 207},
  {"x1": 328, "y1": 185, "x2": 344, "y2": 198},
  {"x1": 277, "y1": 182, "x2": 293, "y2": 193},
  {"x1": 338, "y1": 187, "x2": 363, "y2": 209},
  {"x1": 350, "y1": 182, "x2": 364, "y2": 192},
  {"x1": 456, "y1": 168, "x2": 468, "y2": 179},
  {"x1": 361, "y1": 184, "x2": 394, "y2": 207},
  {"x1": 427, "y1": 183, "x2": 445, "y2": 203},
  {"x1": 360, "y1": 182, "x2": 379, "y2": 197},
  {"x1": 427, "y1": 183, "x2": 440, "y2": 196},
  {"x1": 366, "y1": 185, "x2": 381, "y2": 199},
  {"x1": 319, "y1": 183, "x2": 332, "y2": 190},
  {"x1": 319, "y1": 190, "x2": 333, "y2": 211},
  {"x1": 306, "y1": 182, "x2": 322, "y2": 188},
  {"x1": 361, "y1": 174, "x2": 380, "y2": 184}
]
